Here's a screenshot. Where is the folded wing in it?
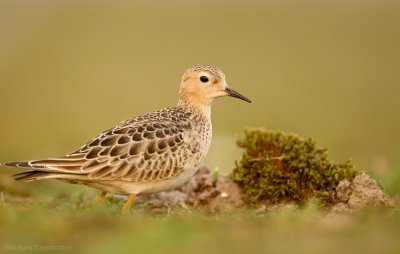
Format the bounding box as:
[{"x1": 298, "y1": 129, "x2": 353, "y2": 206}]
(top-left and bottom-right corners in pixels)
[{"x1": 4, "y1": 113, "x2": 196, "y2": 183}]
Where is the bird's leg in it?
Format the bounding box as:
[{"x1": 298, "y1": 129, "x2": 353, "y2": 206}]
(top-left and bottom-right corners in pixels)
[
  {"x1": 95, "y1": 191, "x2": 107, "y2": 204},
  {"x1": 122, "y1": 194, "x2": 136, "y2": 215}
]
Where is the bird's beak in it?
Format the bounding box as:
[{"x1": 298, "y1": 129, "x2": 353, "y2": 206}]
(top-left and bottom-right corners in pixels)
[{"x1": 225, "y1": 87, "x2": 252, "y2": 103}]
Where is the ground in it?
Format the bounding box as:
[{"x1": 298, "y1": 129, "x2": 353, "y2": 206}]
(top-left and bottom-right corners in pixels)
[{"x1": 0, "y1": 166, "x2": 399, "y2": 254}]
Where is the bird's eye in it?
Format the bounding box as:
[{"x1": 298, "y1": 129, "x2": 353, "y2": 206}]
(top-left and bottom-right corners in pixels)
[{"x1": 200, "y1": 76, "x2": 209, "y2": 83}]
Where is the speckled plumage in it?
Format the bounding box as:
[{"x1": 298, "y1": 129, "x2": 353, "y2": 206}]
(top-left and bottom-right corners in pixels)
[
  {"x1": 1, "y1": 64, "x2": 250, "y2": 212},
  {"x1": 7, "y1": 106, "x2": 210, "y2": 194}
]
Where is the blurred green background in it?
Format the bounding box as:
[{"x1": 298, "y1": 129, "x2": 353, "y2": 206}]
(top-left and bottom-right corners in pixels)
[
  {"x1": 1, "y1": 0, "x2": 399, "y2": 172},
  {"x1": 0, "y1": 1, "x2": 400, "y2": 253}
]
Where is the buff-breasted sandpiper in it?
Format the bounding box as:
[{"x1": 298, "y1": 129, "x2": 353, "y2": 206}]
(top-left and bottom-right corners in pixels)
[{"x1": 1, "y1": 64, "x2": 251, "y2": 213}]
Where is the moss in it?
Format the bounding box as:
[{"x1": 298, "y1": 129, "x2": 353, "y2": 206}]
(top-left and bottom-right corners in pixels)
[{"x1": 232, "y1": 129, "x2": 359, "y2": 206}]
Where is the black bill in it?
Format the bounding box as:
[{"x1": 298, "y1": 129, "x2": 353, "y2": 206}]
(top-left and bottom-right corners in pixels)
[{"x1": 225, "y1": 87, "x2": 252, "y2": 103}]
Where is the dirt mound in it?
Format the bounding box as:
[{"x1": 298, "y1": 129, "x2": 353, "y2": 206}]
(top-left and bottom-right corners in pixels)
[
  {"x1": 134, "y1": 167, "x2": 244, "y2": 212},
  {"x1": 331, "y1": 172, "x2": 394, "y2": 214},
  {"x1": 133, "y1": 168, "x2": 393, "y2": 214}
]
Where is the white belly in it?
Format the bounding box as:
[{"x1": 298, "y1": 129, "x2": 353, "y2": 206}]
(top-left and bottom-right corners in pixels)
[{"x1": 118, "y1": 164, "x2": 200, "y2": 194}]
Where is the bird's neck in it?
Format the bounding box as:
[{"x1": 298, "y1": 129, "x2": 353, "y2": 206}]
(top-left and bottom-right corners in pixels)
[{"x1": 177, "y1": 98, "x2": 212, "y2": 119}]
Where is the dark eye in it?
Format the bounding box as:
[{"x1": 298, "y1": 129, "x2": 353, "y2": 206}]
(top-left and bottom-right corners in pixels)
[{"x1": 200, "y1": 76, "x2": 209, "y2": 83}]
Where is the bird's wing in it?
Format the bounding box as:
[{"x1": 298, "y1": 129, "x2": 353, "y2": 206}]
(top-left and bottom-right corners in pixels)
[{"x1": 4, "y1": 114, "x2": 197, "y2": 182}]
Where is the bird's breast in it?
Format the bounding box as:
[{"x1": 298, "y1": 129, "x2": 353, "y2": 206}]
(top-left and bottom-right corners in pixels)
[{"x1": 187, "y1": 116, "x2": 212, "y2": 168}]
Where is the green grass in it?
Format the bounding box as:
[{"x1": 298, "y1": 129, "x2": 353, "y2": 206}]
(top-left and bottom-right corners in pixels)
[
  {"x1": 0, "y1": 194, "x2": 399, "y2": 254},
  {"x1": 0, "y1": 173, "x2": 399, "y2": 254}
]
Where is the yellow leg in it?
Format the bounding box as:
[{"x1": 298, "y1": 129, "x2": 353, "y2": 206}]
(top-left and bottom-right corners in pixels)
[
  {"x1": 122, "y1": 194, "x2": 136, "y2": 215},
  {"x1": 96, "y1": 191, "x2": 107, "y2": 204}
]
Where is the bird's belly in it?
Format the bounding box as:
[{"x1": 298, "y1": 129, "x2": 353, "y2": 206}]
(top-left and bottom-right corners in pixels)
[{"x1": 118, "y1": 165, "x2": 200, "y2": 194}]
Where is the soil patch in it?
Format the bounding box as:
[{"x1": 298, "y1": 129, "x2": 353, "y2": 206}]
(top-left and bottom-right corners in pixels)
[{"x1": 133, "y1": 167, "x2": 393, "y2": 214}]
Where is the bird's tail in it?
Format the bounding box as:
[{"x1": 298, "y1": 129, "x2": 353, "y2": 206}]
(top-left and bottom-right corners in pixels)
[
  {"x1": 1, "y1": 156, "x2": 86, "y2": 182},
  {"x1": 1, "y1": 161, "x2": 47, "y2": 169}
]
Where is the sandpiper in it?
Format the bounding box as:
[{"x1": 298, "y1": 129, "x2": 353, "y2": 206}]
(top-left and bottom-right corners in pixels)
[{"x1": 1, "y1": 65, "x2": 251, "y2": 213}]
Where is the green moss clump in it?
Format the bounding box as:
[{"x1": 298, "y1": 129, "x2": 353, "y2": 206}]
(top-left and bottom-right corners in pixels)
[{"x1": 232, "y1": 129, "x2": 359, "y2": 206}]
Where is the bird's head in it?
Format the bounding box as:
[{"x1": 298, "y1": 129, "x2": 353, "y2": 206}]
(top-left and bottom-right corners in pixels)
[{"x1": 179, "y1": 65, "x2": 251, "y2": 107}]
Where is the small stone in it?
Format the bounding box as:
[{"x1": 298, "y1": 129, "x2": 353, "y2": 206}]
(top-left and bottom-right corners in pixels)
[{"x1": 220, "y1": 192, "x2": 228, "y2": 198}]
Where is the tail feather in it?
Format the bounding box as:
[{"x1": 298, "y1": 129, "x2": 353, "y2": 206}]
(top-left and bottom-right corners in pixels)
[
  {"x1": 12, "y1": 171, "x2": 46, "y2": 181},
  {"x1": 12, "y1": 171, "x2": 86, "y2": 182},
  {"x1": 2, "y1": 161, "x2": 46, "y2": 169},
  {"x1": 1, "y1": 155, "x2": 87, "y2": 173},
  {"x1": 1, "y1": 157, "x2": 89, "y2": 182}
]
